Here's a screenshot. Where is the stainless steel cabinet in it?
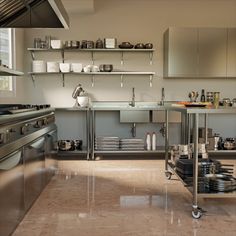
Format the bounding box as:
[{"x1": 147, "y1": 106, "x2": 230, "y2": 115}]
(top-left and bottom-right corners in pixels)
[
  {"x1": 0, "y1": 150, "x2": 24, "y2": 236},
  {"x1": 45, "y1": 130, "x2": 58, "y2": 183},
  {"x1": 164, "y1": 27, "x2": 231, "y2": 78},
  {"x1": 164, "y1": 28, "x2": 198, "y2": 77},
  {"x1": 24, "y1": 137, "x2": 46, "y2": 210},
  {"x1": 198, "y1": 28, "x2": 227, "y2": 77},
  {"x1": 227, "y1": 29, "x2": 236, "y2": 77}
]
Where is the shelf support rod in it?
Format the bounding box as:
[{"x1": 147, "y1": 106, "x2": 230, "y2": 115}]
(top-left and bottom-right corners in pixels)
[
  {"x1": 30, "y1": 74, "x2": 35, "y2": 87},
  {"x1": 62, "y1": 73, "x2": 65, "y2": 87},
  {"x1": 121, "y1": 51, "x2": 124, "y2": 65},
  {"x1": 120, "y1": 74, "x2": 124, "y2": 87},
  {"x1": 91, "y1": 51, "x2": 94, "y2": 65},
  {"x1": 149, "y1": 75, "x2": 153, "y2": 87},
  {"x1": 61, "y1": 50, "x2": 65, "y2": 63},
  {"x1": 149, "y1": 52, "x2": 153, "y2": 65},
  {"x1": 30, "y1": 51, "x2": 35, "y2": 60},
  {"x1": 91, "y1": 75, "x2": 95, "y2": 87}
]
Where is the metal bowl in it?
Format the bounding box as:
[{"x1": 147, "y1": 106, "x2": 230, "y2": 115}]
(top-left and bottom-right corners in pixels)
[{"x1": 99, "y1": 64, "x2": 113, "y2": 72}]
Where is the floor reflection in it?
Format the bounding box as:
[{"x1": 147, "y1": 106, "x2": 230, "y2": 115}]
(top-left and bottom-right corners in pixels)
[{"x1": 13, "y1": 160, "x2": 236, "y2": 236}]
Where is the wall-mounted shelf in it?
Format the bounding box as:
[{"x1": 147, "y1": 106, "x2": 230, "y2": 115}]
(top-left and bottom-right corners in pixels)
[
  {"x1": 27, "y1": 47, "x2": 154, "y2": 65},
  {"x1": 28, "y1": 71, "x2": 155, "y2": 87},
  {"x1": 0, "y1": 65, "x2": 24, "y2": 76}
]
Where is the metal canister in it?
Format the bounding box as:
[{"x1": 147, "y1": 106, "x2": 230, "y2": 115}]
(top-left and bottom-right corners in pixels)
[
  {"x1": 34, "y1": 38, "x2": 41, "y2": 48},
  {"x1": 213, "y1": 92, "x2": 220, "y2": 108}
]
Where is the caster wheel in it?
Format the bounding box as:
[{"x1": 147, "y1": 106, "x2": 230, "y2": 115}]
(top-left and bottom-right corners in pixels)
[
  {"x1": 192, "y1": 209, "x2": 202, "y2": 219},
  {"x1": 165, "y1": 171, "x2": 172, "y2": 180}
]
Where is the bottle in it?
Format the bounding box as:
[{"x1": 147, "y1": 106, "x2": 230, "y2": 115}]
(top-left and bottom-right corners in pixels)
[
  {"x1": 200, "y1": 89, "x2": 205, "y2": 102},
  {"x1": 146, "y1": 132, "x2": 151, "y2": 151},
  {"x1": 152, "y1": 132, "x2": 156, "y2": 151}
]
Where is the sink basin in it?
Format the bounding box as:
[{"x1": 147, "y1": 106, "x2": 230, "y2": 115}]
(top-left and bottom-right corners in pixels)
[{"x1": 91, "y1": 101, "x2": 164, "y2": 110}]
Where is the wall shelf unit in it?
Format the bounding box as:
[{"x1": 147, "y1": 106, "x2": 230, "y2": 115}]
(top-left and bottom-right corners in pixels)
[
  {"x1": 0, "y1": 65, "x2": 24, "y2": 76},
  {"x1": 27, "y1": 48, "x2": 154, "y2": 65}
]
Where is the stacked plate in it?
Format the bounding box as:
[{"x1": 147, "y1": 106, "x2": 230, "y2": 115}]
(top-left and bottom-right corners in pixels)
[
  {"x1": 95, "y1": 136, "x2": 120, "y2": 150},
  {"x1": 120, "y1": 138, "x2": 144, "y2": 150},
  {"x1": 204, "y1": 174, "x2": 236, "y2": 192},
  {"x1": 32, "y1": 60, "x2": 46, "y2": 72}
]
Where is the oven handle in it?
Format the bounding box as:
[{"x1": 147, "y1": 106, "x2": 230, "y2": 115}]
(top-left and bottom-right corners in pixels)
[
  {"x1": 0, "y1": 150, "x2": 22, "y2": 170},
  {"x1": 29, "y1": 137, "x2": 45, "y2": 149}
]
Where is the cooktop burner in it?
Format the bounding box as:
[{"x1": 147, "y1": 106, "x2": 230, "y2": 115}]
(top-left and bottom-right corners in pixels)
[{"x1": 0, "y1": 104, "x2": 51, "y2": 115}]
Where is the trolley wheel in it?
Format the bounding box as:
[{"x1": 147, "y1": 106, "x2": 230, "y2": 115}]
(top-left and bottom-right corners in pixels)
[
  {"x1": 165, "y1": 171, "x2": 172, "y2": 180},
  {"x1": 191, "y1": 209, "x2": 202, "y2": 219}
]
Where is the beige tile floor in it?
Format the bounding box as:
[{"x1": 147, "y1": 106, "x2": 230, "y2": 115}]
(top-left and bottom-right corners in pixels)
[{"x1": 13, "y1": 160, "x2": 236, "y2": 236}]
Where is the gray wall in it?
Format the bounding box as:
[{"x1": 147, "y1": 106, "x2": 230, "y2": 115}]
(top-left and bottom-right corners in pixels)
[{"x1": 21, "y1": 0, "x2": 236, "y2": 141}]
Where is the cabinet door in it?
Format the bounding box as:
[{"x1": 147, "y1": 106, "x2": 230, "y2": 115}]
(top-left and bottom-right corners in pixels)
[
  {"x1": 164, "y1": 28, "x2": 198, "y2": 77},
  {"x1": 198, "y1": 28, "x2": 227, "y2": 77},
  {"x1": 227, "y1": 28, "x2": 236, "y2": 77}
]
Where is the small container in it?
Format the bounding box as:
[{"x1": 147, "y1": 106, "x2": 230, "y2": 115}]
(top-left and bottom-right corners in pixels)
[
  {"x1": 152, "y1": 132, "x2": 156, "y2": 151},
  {"x1": 34, "y1": 38, "x2": 41, "y2": 48},
  {"x1": 146, "y1": 133, "x2": 151, "y2": 151},
  {"x1": 213, "y1": 92, "x2": 220, "y2": 108},
  {"x1": 59, "y1": 63, "x2": 71, "y2": 72}
]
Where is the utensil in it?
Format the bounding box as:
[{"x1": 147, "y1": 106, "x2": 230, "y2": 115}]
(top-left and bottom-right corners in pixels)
[
  {"x1": 144, "y1": 43, "x2": 153, "y2": 49},
  {"x1": 51, "y1": 40, "x2": 63, "y2": 49},
  {"x1": 99, "y1": 64, "x2": 113, "y2": 72},
  {"x1": 59, "y1": 63, "x2": 71, "y2": 73},
  {"x1": 134, "y1": 43, "x2": 145, "y2": 49},
  {"x1": 119, "y1": 42, "x2": 134, "y2": 49},
  {"x1": 71, "y1": 63, "x2": 83, "y2": 72}
]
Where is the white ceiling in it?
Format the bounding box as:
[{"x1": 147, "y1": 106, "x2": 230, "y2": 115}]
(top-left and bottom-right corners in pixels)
[
  {"x1": 62, "y1": 0, "x2": 236, "y2": 14},
  {"x1": 62, "y1": 0, "x2": 94, "y2": 14}
]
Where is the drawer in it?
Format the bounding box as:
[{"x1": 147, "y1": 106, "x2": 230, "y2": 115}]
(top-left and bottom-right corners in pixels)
[
  {"x1": 120, "y1": 110, "x2": 150, "y2": 123},
  {"x1": 152, "y1": 110, "x2": 181, "y2": 123}
]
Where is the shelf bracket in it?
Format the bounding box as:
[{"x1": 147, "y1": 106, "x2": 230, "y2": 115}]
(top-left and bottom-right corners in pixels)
[
  {"x1": 30, "y1": 74, "x2": 36, "y2": 87},
  {"x1": 61, "y1": 73, "x2": 65, "y2": 87},
  {"x1": 120, "y1": 74, "x2": 124, "y2": 87},
  {"x1": 149, "y1": 52, "x2": 153, "y2": 65},
  {"x1": 121, "y1": 51, "x2": 124, "y2": 65},
  {"x1": 91, "y1": 75, "x2": 95, "y2": 87},
  {"x1": 30, "y1": 51, "x2": 35, "y2": 60},
  {"x1": 61, "y1": 50, "x2": 65, "y2": 63},
  {"x1": 91, "y1": 51, "x2": 94, "y2": 65},
  {"x1": 149, "y1": 75, "x2": 153, "y2": 87}
]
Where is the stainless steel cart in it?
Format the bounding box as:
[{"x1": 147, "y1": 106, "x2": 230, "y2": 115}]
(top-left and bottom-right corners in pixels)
[{"x1": 164, "y1": 106, "x2": 236, "y2": 219}]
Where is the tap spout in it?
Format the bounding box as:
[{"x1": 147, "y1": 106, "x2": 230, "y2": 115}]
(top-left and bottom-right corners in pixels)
[{"x1": 129, "y1": 87, "x2": 135, "y2": 107}]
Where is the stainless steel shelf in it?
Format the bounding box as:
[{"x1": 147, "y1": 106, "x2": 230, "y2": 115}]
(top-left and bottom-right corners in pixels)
[
  {"x1": 0, "y1": 65, "x2": 24, "y2": 76},
  {"x1": 94, "y1": 150, "x2": 164, "y2": 154},
  {"x1": 55, "y1": 107, "x2": 89, "y2": 111},
  {"x1": 27, "y1": 48, "x2": 155, "y2": 52},
  {"x1": 57, "y1": 149, "x2": 88, "y2": 156},
  {"x1": 28, "y1": 71, "x2": 155, "y2": 75}
]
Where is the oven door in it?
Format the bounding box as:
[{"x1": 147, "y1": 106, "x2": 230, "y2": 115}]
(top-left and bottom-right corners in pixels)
[
  {"x1": 0, "y1": 150, "x2": 24, "y2": 236},
  {"x1": 45, "y1": 129, "x2": 58, "y2": 183},
  {"x1": 24, "y1": 136, "x2": 46, "y2": 211}
]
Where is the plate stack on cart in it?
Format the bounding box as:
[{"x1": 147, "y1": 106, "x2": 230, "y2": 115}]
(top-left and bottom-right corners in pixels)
[
  {"x1": 95, "y1": 136, "x2": 120, "y2": 150},
  {"x1": 120, "y1": 138, "x2": 145, "y2": 151}
]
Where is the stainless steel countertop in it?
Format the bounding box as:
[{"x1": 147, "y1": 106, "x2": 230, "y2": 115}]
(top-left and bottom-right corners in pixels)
[{"x1": 0, "y1": 108, "x2": 55, "y2": 125}]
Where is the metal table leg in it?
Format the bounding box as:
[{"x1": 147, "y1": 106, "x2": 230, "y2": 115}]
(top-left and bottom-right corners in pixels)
[
  {"x1": 86, "y1": 109, "x2": 90, "y2": 160},
  {"x1": 192, "y1": 113, "x2": 202, "y2": 219},
  {"x1": 165, "y1": 110, "x2": 172, "y2": 179},
  {"x1": 91, "y1": 110, "x2": 95, "y2": 160}
]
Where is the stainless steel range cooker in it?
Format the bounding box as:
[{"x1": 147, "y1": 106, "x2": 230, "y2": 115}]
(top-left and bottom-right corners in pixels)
[{"x1": 0, "y1": 104, "x2": 58, "y2": 236}]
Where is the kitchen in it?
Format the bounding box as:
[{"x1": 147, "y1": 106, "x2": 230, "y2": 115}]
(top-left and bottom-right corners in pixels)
[{"x1": 0, "y1": 0, "x2": 236, "y2": 235}]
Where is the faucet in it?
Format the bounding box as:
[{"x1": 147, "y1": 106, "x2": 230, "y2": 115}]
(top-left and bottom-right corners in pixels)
[
  {"x1": 129, "y1": 87, "x2": 135, "y2": 107},
  {"x1": 160, "y1": 87, "x2": 165, "y2": 106}
]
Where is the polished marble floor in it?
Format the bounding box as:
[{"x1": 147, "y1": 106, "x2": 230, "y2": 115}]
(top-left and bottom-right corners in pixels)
[{"x1": 13, "y1": 160, "x2": 236, "y2": 236}]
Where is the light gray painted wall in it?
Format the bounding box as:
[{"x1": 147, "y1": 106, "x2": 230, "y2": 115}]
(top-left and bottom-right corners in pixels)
[{"x1": 21, "y1": 0, "x2": 236, "y2": 140}]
